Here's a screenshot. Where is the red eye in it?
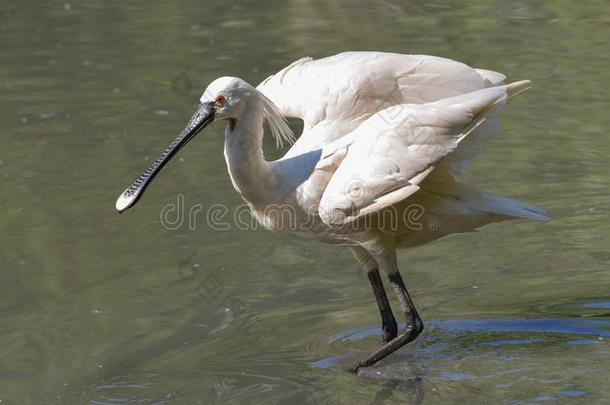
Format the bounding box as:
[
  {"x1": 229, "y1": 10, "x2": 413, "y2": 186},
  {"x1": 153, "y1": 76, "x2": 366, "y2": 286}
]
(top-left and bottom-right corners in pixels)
[{"x1": 215, "y1": 95, "x2": 226, "y2": 106}]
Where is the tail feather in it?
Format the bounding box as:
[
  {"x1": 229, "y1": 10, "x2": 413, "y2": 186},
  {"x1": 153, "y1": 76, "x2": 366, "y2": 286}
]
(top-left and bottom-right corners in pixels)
[
  {"x1": 475, "y1": 68, "x2": 506, "y2": 86},
  {"x1": 473, "y1": 191, "x2": 550, "y2": 222},
  {"x1": 420, "y1": 169, "x2": 550, "y2": 223}
]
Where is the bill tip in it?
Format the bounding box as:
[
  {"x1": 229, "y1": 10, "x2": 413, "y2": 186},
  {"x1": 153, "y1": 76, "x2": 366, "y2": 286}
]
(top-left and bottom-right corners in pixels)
[{"x1": 115, "y1": 193, "x2": 133, "y2": 214}]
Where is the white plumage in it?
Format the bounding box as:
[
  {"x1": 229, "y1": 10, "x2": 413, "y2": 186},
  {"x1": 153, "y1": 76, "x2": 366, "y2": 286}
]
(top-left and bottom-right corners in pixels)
[
  {"x1": 244, "y1": 52, "x2": 548, "y2": 243},
  {"x1": 116, "y1": 51, "x2": 549, "y2": 371}
]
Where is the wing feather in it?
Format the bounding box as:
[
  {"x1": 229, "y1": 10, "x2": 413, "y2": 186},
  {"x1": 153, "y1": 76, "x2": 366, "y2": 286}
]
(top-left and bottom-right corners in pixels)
[
  {"x1": 257, "y1": 52, "x2": 495, "y2": 156},
  {"x1": 318, "y1": 82, "x2": 531, "y2": 226}
]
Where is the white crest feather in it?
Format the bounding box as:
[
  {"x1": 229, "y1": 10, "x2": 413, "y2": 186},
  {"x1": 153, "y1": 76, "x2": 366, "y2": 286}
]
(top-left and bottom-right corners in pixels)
[{"x1": 259, "y1": 91, "x2": 296, "y2": 148}]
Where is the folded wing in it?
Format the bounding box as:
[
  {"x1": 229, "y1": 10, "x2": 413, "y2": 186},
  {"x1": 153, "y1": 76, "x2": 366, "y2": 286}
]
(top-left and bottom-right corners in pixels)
[{"x1": 317, "y1": 81, "x2": 531, "y2": 226}]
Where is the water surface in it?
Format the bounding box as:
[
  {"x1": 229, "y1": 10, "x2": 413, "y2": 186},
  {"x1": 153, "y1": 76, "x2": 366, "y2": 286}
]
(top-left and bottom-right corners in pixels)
[{"x1": 1, "y1": 0, "x2": 609, "y2": 403}]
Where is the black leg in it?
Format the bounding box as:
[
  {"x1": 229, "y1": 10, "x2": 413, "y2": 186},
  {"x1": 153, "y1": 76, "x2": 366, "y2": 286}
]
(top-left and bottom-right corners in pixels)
[
  {"x1": 349, "y1": 247, "x2": 423, "y2": 373},
  {"x1": 352, "y1": 247, "x2": 398, "y2": 344},
  {"x1": 367, "y1": 267, "x2": 398, "y2": 344},
  {"x1": 387, "y1": 270, "x2": 423, "y2": 337}
]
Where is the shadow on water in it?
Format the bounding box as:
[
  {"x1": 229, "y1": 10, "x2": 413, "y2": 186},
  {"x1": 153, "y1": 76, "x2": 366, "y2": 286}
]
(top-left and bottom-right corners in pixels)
[
  {"x1": 72, "y1": 315, "x2": 609, "y2": 404},
  {"x1": 315, "y1": 316, "x2": 610, "y2": 373},
  {"x1": 309, "y1": 316, "x2": 609, "y2": 402},
  {"x1": 327, "y1": 317, "x2": 610, "y2": 345}
]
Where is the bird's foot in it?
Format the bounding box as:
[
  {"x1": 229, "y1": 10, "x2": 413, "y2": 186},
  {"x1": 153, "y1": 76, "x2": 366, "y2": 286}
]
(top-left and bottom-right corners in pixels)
[{"x1": 350, "y1": 320, "x2": 423, "y2": 374}]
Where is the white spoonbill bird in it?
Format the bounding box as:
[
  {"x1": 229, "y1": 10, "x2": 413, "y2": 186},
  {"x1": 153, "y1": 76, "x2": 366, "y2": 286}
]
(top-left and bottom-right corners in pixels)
[{"x1": 116, "y1": 52, "x2": 549, "y2": 372}]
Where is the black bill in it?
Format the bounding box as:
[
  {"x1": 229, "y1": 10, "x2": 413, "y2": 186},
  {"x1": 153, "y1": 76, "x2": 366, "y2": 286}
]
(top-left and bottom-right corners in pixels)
[{"x1": 115, "y1": 101, "x2": 215, "y2": 213}]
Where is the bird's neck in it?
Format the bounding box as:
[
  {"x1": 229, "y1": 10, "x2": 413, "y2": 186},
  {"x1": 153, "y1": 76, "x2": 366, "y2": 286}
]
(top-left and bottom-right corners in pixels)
[{"x1": 223, "y1": 106, "x2": 277, "y2": 207}]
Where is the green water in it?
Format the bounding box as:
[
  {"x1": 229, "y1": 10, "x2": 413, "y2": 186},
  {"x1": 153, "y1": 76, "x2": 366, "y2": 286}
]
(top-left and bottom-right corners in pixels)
[{"x1": 1, "y1": 0, "x2": 609, "y2": 403}]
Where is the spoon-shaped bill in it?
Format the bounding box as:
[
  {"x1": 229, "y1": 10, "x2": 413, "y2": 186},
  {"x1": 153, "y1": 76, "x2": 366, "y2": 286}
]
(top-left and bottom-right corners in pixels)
[{"x1": 115, "y1": 102, "x2": 215, "y2": 213}]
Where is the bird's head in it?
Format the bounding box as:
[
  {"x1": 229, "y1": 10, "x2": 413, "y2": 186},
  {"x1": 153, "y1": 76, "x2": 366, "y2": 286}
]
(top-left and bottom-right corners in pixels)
[
  {"x1": 201, "y1": 76, "x2": 253, "y2": 126},
  {"x1": 115, "y1": 76, "x2": 293, "y2": 214}
]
